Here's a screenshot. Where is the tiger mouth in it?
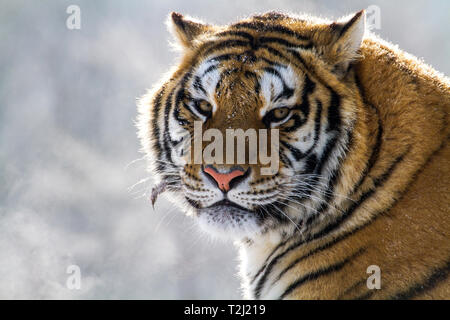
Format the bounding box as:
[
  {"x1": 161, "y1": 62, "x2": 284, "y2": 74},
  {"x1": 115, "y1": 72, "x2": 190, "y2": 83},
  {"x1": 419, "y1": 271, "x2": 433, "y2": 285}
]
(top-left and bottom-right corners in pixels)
[
  {"x1": 185, "y1": 196, "x2": 254, "y2": 212},
  {"x1": 207, "y1": 199, "x2": 251, "y2": 212}
]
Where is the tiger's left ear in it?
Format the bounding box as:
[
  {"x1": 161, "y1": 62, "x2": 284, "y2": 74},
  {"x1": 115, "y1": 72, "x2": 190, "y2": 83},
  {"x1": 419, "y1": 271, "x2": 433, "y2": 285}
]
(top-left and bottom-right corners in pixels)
[
  {"x1": 325, "y1": 10, "x2": 366, "y2": 78},
  {"x1": 168, "y1": 12, "x2": 211, "y2": 49}
]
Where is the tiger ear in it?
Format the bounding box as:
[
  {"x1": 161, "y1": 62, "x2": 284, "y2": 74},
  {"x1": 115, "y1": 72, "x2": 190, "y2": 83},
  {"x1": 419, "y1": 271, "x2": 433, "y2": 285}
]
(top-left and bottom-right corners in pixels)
[
  {"x1": 325, "y1": 10, "x2": 366, "y2": 78},
  {"x1": 168, "y1": 12, "x2": 210, "y2": 49}
]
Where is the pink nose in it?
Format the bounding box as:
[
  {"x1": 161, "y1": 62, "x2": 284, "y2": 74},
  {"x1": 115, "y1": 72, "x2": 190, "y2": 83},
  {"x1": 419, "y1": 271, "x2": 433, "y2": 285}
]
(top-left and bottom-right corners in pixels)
[{"x1": 203, "y1": 166, "x2": 245, "y2": 192}]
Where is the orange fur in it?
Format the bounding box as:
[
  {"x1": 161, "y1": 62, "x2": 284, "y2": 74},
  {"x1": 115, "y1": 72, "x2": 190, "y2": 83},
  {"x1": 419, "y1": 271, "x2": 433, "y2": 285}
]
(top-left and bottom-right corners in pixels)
[{"x1": 137, "y1": 10, "x2": 450, "y2": 299}]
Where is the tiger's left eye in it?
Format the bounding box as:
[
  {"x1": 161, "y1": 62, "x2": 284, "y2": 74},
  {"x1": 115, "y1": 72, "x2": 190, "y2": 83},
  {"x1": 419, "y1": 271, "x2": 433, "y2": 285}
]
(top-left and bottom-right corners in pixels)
[
  {"x1": 263, "y1": 106, "x2": 291, "y2": 127},
  {"x1": 273, "y1": 107, "x2": 290, "y2": 120}
]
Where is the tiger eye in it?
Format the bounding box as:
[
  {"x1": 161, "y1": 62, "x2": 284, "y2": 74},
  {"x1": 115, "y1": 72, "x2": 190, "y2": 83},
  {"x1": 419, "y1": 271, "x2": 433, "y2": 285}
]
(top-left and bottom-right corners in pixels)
[
  {"x1": 273, "y1": 107, "x2": 290, "y2": 120},
  {"x1": 199, "y1": 100, "x2": 213, "y2": 113}
]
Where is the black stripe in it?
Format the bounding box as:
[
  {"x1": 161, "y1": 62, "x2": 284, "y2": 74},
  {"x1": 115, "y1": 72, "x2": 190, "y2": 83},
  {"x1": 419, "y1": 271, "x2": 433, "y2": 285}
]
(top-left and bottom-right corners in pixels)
[
  {"x1": 390, "y1": 259, "x2": 450, "y2": 300},
  {"x1": 215, "y1": 30, "x2": 254, "y2": 42},
  {"x1": 261, "y1": 57, "x2": 287, "y2": 68},
  {"x1": 151, "y1": 86, "x2": 166, "y2": 172},
  {"x1": 351, "y1": 73, "x2": 383, "y2": 194},
  {"x1": 215, "y1": 72, "x2": 224, "y2": 93},
  {"x1": 317, "y1": 124, "x2": 352, "y2": 204},
  {"x1": 283, "y1": 113, "x2": 305, "y2": 133},
  {"x1": 280, "y1": 152, "x2": 293, "y2": 168},
  {"x1": 207, "y1": 53, "x2": 236, "y2": 63},
  {"x1": 325, "y1": 91, "x2": 341, "y2": 134},
  {"x1": 193, "y1": 76, "x2": 206, "y2": 95},
  {"x1": 232, "y1": 21, "x2": 310, "y2": 42},
  {"x1": 253, "y1": 235, "x2": 303, "y2": 298},
  {"x1": 304, "y1": 89, "x2": 345, "y2": 214},
  {"x1": 201, "y1": 64, "x2": 218, "y2": 77},
  {"x1": 259, "y1": 45, "x2": 295, "y2": 65},
  {"x1": 279, "y1": 248, "x2": 366, "y2": 299},
  {"x1": 260, "y1": 45, "x2": 309, "y2": 77},
  {"x1": 163, "y1": 73, "x2": 193, "y2": 169},
  {"x1": 297, "y1": 75, "x2": 315, "y2": 114},
  {"x1": 303, "y1": 154, "x2": 318, "y2": 173},
  {"x1": 263, "y1": 66, "x2": 283, "y2": 80},
  {"x1": 354, "y1": 290, "x2": 375, "y2": 300},
  {"x1": 244, "y1": 71, "x2": 261, "y2": 94},
  {"x1": 338, "y1": 279, "x2": 366, "y2": 299},
  {"x1": 273, "y1": 219, "x2": 368, "y2": 285},
  {"x1": 244, "y1": 70, "x2": 258, "y2": 79},
  {"x1": 162, "y1": 88, "x2": 176, "y2": 166},
  {"x1": 250, "y1": 240, "x2": 290, "y2": 285},
  {"x1": 310, "y1": 147, "x2": 410, "y2": 241},
  {"x1": 274, "y1": 86, "x2": 294, "y2": 102},
  {"x1": 301, "y1": 90, "x2": 344, "y2": 224},
  {"x1": 259, "y1": 36, "x2": 312, "y2": 49},
  {"x1": 305, "y1": 91, "x2": 340, "y2": 175},
  {"x1": 262, "y1": 65, "x2": 295, "y2": 104},
  {"x1": 256, "y1": 191, "x2": 387, "y2": 299},
  {"x1": 256, "y1": 41, "x2": 326, "y2": 100},
  {"x1": 173, "y1": 99, "x2": 189, "y2": 127},
  {"x1": 281, "y1": 141, "x2": 305, "y2": 161},
  {"x1": 182, "y1": 101, "x2": 201, "y2": 120},
  {"x1": 284, "y1": 80, "x2": 318, "y2": 149},
  {"x1": 351, "y1": 115, "x2": 382, "y2": 194},
  {"x1": 304, "y1": 99, "x2": 322, "y2": 155},
  {"x1": 203, "y1": 39, "x2": 250, "y2": 56}
]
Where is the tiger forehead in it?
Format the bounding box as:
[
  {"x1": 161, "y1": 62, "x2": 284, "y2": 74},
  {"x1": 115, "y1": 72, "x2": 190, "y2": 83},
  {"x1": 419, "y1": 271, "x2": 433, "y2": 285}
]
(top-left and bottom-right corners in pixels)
[{"x1": 189, "y1": 56, "x2": 302, "y2": 113}]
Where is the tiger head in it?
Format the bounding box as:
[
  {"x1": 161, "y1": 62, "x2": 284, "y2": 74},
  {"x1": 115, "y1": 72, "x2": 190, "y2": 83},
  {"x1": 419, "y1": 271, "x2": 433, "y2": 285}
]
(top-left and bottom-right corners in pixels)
[{"x1": 138, "y1": 11, "x2": 366, "y2": 240}]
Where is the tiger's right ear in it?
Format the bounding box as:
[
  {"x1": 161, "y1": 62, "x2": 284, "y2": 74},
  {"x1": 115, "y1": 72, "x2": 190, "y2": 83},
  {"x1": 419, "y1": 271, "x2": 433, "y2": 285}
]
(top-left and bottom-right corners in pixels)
[{"x1": 168, "y1": 12, "x2": 211, "y2": 49}]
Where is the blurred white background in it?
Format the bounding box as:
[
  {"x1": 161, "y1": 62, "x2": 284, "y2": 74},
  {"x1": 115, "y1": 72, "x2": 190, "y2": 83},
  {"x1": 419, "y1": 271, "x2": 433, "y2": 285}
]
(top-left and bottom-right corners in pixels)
[{"x1": 0, "y1": 0, "x2": 449, "y2": 299}]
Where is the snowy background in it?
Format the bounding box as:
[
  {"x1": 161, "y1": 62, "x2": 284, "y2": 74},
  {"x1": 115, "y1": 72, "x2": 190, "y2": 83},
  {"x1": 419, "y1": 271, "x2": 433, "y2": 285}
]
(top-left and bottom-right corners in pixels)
[{"x1": 1, "y1": 0, "x2": 449, "y2": 299}]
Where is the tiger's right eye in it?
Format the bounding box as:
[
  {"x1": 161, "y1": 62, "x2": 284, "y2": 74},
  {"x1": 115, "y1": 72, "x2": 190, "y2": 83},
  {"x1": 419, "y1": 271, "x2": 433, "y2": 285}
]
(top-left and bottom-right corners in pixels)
[{"x1": 198, "y1": 100, "x2": 212, "y2": 113}]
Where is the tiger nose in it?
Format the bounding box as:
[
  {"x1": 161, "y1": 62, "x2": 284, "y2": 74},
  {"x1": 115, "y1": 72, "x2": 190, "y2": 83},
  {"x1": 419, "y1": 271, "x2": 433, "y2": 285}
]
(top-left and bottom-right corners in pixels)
[{"x1": 203, "y1": 165, "x2": 247, "y2": 192}]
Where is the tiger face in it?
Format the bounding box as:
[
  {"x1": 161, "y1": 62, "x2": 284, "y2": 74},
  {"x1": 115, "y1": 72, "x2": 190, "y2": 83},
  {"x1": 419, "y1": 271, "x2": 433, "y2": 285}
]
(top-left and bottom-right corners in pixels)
[{"x1": 138, "y1": 11, "x2": 365, "y2": 240}]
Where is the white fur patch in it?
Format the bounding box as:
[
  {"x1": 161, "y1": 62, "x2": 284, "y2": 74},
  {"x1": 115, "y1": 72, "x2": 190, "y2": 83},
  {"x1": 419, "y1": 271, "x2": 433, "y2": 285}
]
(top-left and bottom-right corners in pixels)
[{"x1": 259, "y1": 65, "x2": 301, "y2": 117}]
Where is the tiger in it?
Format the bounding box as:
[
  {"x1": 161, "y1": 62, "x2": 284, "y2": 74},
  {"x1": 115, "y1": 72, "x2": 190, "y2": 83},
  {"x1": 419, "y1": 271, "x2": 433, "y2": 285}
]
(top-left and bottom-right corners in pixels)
[{"x1": 137, "y1": 10, "x2": 450, "y2": 299}]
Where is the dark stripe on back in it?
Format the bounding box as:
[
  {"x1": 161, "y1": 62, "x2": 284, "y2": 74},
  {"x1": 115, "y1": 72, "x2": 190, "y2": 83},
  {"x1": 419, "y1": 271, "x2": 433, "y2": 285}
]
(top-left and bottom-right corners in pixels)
[
  {"x1": 273, "y1": 213, "x2": 368, "y2": 286},
  {"x1": 390, "y1": 259, "x2": 450, "y2": 299},
  {"x1": 279, "y1": 247, "x2": 366, "y2": 299},
  {"x1": 310, "y1": 147, "x2": 410, "y2": 241},
  {"x1": 337, "y1": 279, "x2": 366, "y2": 299}
]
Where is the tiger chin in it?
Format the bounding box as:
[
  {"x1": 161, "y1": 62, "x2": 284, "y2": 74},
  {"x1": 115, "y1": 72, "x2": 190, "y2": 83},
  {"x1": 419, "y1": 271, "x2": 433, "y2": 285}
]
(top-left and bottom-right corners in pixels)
[{"x1": 137, "y1": 10, "x2": 450, "y2": 299}]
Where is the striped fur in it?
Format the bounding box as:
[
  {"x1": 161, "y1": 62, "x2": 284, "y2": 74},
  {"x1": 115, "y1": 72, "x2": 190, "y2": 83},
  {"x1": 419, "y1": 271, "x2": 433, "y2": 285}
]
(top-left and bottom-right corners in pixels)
[{"x1": 137, "y1": 10, "x2": 450, "y2": 299}]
